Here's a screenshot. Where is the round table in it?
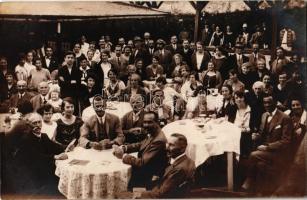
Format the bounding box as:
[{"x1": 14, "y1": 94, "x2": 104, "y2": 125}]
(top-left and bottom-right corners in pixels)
[
  {"x1": 162, "y1": 118, "x2": 241, "y2": 167},
  {"x1": 55, "y1": 147, "x2": 131, "y2": 199},
  {"x1": 162, "y1": 118, "x2": 241, "y2": 191},
  {"x1": 82, "y1": 102, "x2": 132, "y2": 122}
]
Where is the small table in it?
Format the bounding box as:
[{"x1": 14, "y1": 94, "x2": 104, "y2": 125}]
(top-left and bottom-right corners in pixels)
[
  {"x1": 162, "y1": 118, "x2": 241, "y2": 190},
  {"x1": 55, "y1": 147, "x2": 132, "y2": 199},
  {"x1": 82, "y1": 102, "x2": 132, "y2": 122}
]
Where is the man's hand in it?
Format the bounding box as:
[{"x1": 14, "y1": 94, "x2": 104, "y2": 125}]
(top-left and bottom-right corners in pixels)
[
  {"x1": 257, "y1": 145, "x2": 268, "y2": 151},
  {"x1": 113, "y1": 145, "x2": 124, "y2": 159},
  {"x1": 54, "y1": 153, "x2": 68, "y2": 160},
  {"x1": 100, "y1": 139, "x2": 113, "y2": 149},
  {"x1": 295, "y1": 128, "x2": 302, "y2": 136},
  {"x1": 90, "y1": 142, "x2": 103, "y2": 150},
  {"x1": 128, "y1": 127, "x2": 142, "y2": 135},
  {"x1": 252, "y1": 132, "x2": 260, "y2": 140}
]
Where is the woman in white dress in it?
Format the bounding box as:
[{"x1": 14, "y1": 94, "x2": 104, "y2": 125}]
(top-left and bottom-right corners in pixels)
[{"x1": 37, "y1": 103, "x2": 57, "y2": 140}]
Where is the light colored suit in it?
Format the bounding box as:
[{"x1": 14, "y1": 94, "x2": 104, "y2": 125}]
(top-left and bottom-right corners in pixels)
[{"x1": 79, "y1": 113, "x2": 124, "y2": 148}]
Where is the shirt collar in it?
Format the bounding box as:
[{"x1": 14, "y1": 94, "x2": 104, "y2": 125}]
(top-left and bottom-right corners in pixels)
[
  {"x1": 41, "y1": 94, "x2": 48, "y2": 101},
  {"x1": 80, "y1": 66, "x2": 90, "y2": 71},
  {"x1": 96, "y1": 113, "x2": 106, "y2": 124},
  {"x1": 268, "y1": 108, "x2": 277, "y2": 116},
  {"x1": 170, "y1": 153, "x2": 185, "y2": 165}
]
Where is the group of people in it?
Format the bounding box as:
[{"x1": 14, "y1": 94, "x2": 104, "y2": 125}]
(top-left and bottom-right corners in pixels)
[{"x1": 1, "y1": 23, "x2": 306, "y2": 197}]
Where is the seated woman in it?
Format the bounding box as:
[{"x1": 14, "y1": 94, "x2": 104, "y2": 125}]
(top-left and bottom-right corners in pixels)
[
  {"x1": 183, "y1": 88, "x2": 207, "y2": 119},
  {"x1": 178, "y1": 64, "x2": 190, "y2": 84},
  {"x1": 170, "y1": 54, "x2": 185, "y2": 77},
  {"x1": 121, "y1": 73, "x2": 148, "y2": 104},
  {"x1": 104, "y1": 69, "x2": 126, "y2": 101},
  {"x1": 216, "y1": 84, "x2": 237, "y2": 123},
  {"x1": 55, "y1": 97, "x2": 83, "y2": 147},
  {"x1": 181, "y1": 71, "x2": 202, "y2": 102},
  {"x1": 262, "y1": 73, "x2": 274, "y2": 95},
  {"x1": 201, "y1": 61, "x2": 223, "y2": 90},
  {"x1": 37, "y1": 104, "x2": 57, "y2": 141},
  {"x1": 223, "y1": 69, "x2": 245, "y2": 93},
  {"x1": 286, "y1": 98, "x2": 306, "y2": 144},
  {"x1": 233, "y1": 91, "x2": 252, "y2": 157},
  {"x1": 79, "y1": 72, "x2": 101, "y2": 112},
  {"x1": 145, "y1": 55, "x2": 164, "y2": 81}
]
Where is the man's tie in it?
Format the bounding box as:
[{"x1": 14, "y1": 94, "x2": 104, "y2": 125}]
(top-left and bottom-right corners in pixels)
[
  {"x1": 117, "y1": 57, "x2": 121, "y2": 66},
  {"x1": 43, "y1": 97, "x2": 47, "y2": 104}
]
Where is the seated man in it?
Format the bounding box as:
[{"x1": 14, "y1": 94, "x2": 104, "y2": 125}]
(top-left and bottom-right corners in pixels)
[
  {"x1": 145, "y1": 89, "x2": 173, "y2": 127},
  {"x1": 122, "y1": 94, "x2": 147, "y2": 144},
  {"x1": 116, "y1": 133, "x2": 196, "y2": 199},
  {"x1": 30, "y1": 81, "x2": 50, "y2": 111},
  {"x1": 113, "y1": 111, "x2": 168, "y2": 190},
  {"x1": 3, "y1": 113, "x2": 67, "y2": 194},
  {"x1": 79, "y1": 95, "x2": 124, "y2": 150},
  {"x1": 241, "y1": 94, "x2": 294, "y2": 195},
  {"x1": 9, "y1": 80, "x2": 33, "y2": 109}
]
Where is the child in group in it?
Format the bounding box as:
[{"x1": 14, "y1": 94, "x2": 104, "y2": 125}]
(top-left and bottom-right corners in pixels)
[{"x1": 48, "y1": 87, "x2": 63, "y2": 114}]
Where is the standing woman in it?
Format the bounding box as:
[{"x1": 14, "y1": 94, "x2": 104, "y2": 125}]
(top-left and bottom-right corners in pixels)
[
  {"x1": 233, "y1": 91, "x2": 252, "y2": 157},
  {"x1": 201, "y1": 61, "x2": 223, "y2": 90},
  {"x1": 216, "y1": 84, "x2": 236, "y2": 123},
  {"x1": 55, "y1": 97, "x2": 83, "y2": 147},
  {"x1": 211, "y1": 46, "x2": 229, "y2": 81},
  {"x1": 209, "y1": 26, "x2": 224, "y2": 47}
]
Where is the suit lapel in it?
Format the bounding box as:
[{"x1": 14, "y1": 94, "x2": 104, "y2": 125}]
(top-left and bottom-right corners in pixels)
[
  {"x1": 105, "y1": 114, "x2": 110, "y2": 138},
  {"x1": 268, "y1": 111, "x2": 280, "y2": 133},
  {"x1": 164, "y1": 155, "x2": 186, "y2": 177}
]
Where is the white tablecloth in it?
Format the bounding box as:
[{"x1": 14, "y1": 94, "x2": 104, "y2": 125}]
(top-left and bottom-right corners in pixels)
[
  {"x1": 55, "y1": 147, "x2": 131, "y2": 199},
  {"x1": 82, "y1": 102, "x2": 132, "y2": 122},
  {"x1": 162, "y1": 119, "x2": 241, "y2": 167}
]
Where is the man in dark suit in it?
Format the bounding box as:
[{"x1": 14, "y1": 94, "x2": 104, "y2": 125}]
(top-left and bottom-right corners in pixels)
[
  {"x1": 58, "y1": 51, "x2": 82, "y2": 99},
  {"x1": 248, "y1": 43, "x2": 266, "y2": 71},
  {"x1": 113, "y1": 111, "x2": 168, "y2": 190},
  {"x1": 9, "y1": 80, "x2": 33, "y2": 108},
  {"x1": 42, "y1": 46, "x2": 58, "y2": 73},
  {"x1": 86, "y1": 49, "x2": 98, "y2": 69},
  {"x1": 153, "y1": 39, "x2": 173, "y2": 77},
  {"x1": 30, "y1": 81, "x2": 50, "y2": 111},
  {"x1": 109, "y1": 45, "x2": 129, "y2": 79},
  {"x1": 228, "y1": 43, "x2": 249, "y2": 73},
  {"x1": 146, "y1": 39, "x2": 156, "y2": 64},
  {"x1": 79, "y1": 95, "x2": 124, "y2": 149},
  {"x1": 116, "y1": 133, "x2": 196, "y2": 199},
  {"x1": 122, "y1": 94, "x2": 146, "y2": 144},
  {"x1": 242, "y1": 94, "x2": 294, "y2": 195},
  {"x1": 191, "y1": 41, "x2": 211, "y2": 72},
  {"x1": 3, "y1": 113, "x2": 67, "y2": 194},
  {"x1": 130, "y1": 36, "x2": 149, "y2": 67},
  {"x1": 165, "y1": 35, "x2": 182, "y2": 56},
  {"x1": 178, "y1": 39, "x2": 193, "y2": 68}
]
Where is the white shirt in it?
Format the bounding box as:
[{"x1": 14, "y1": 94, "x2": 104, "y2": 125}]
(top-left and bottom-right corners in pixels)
[
  {"x1": 170, "y1": 153, "x2": 186, "y2": 165},
  {"x1": 45, "y1": 57, "x2": 51, "y2": 68},
  {"x1": 24, "y1": 62, "x2": 36, "y2": 78},
  {"x1": 234, "y1": 106, "x2": 251, "y2": 131},
  {"x1": 267, "y1": 108, "x2": 277, "y2": 123},
  {"x1": 196, "y1": 53, "x2": 204, "y2": 70},
  {"x1": 41, "y1": 121, "x2": 57, "y2": 140},
  {"x1": 100, "y1": 62, "x2": 111, "y2": 81}
]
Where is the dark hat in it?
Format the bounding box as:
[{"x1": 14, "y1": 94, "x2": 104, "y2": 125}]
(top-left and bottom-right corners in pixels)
[
  {"x1": 134, "y1": 36, "x2": 142, "y2": 42},
  {"x1": 235, "y1": 43, "x2": 244, "y2": 49},
  {"x1": 156, "y1": 39, "x2": 166, "y2": 45}
]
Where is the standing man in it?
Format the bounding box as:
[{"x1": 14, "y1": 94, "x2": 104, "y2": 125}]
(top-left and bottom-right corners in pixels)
[
  {"x1": 178, "y1": 39, "x2": 193, "y2": 68},
  {"x1": 42, "y1": 46, "x2": 58, "y2": 73},
  {"x1": 248, "y1": 43, "x2": 266, "y2": 71},
  {"x1": 165, "y1": 35, "x2": 182, "y2": 56},
  {"x1": 154, "y1": 39, "x2": 173, "y2": 77},
  {"x1": 113, "y1": 111, "x2": 168, "y2": 190}
]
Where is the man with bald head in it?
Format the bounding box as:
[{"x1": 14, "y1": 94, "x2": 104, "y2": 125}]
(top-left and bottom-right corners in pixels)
[
  {"x1": 4, "y1": 112, "x2": 67, "y2": 194},
  {"x1": 247, "y1": 81, "x2": 266, "y2": 134},
  {"x1": 30, "y1": 81, "x2": 50, "y2": 111},
  {"x1": 122, "y1": 94, "x2": 146, "y2": 143},
  {"x1": 9, "y1": 80, "x2": 33, "y2": 109}
]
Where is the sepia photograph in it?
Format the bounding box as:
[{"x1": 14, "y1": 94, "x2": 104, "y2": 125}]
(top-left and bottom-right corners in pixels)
[{"x1": 0, "y1": 0, "x2": 306, "y2": 199}]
